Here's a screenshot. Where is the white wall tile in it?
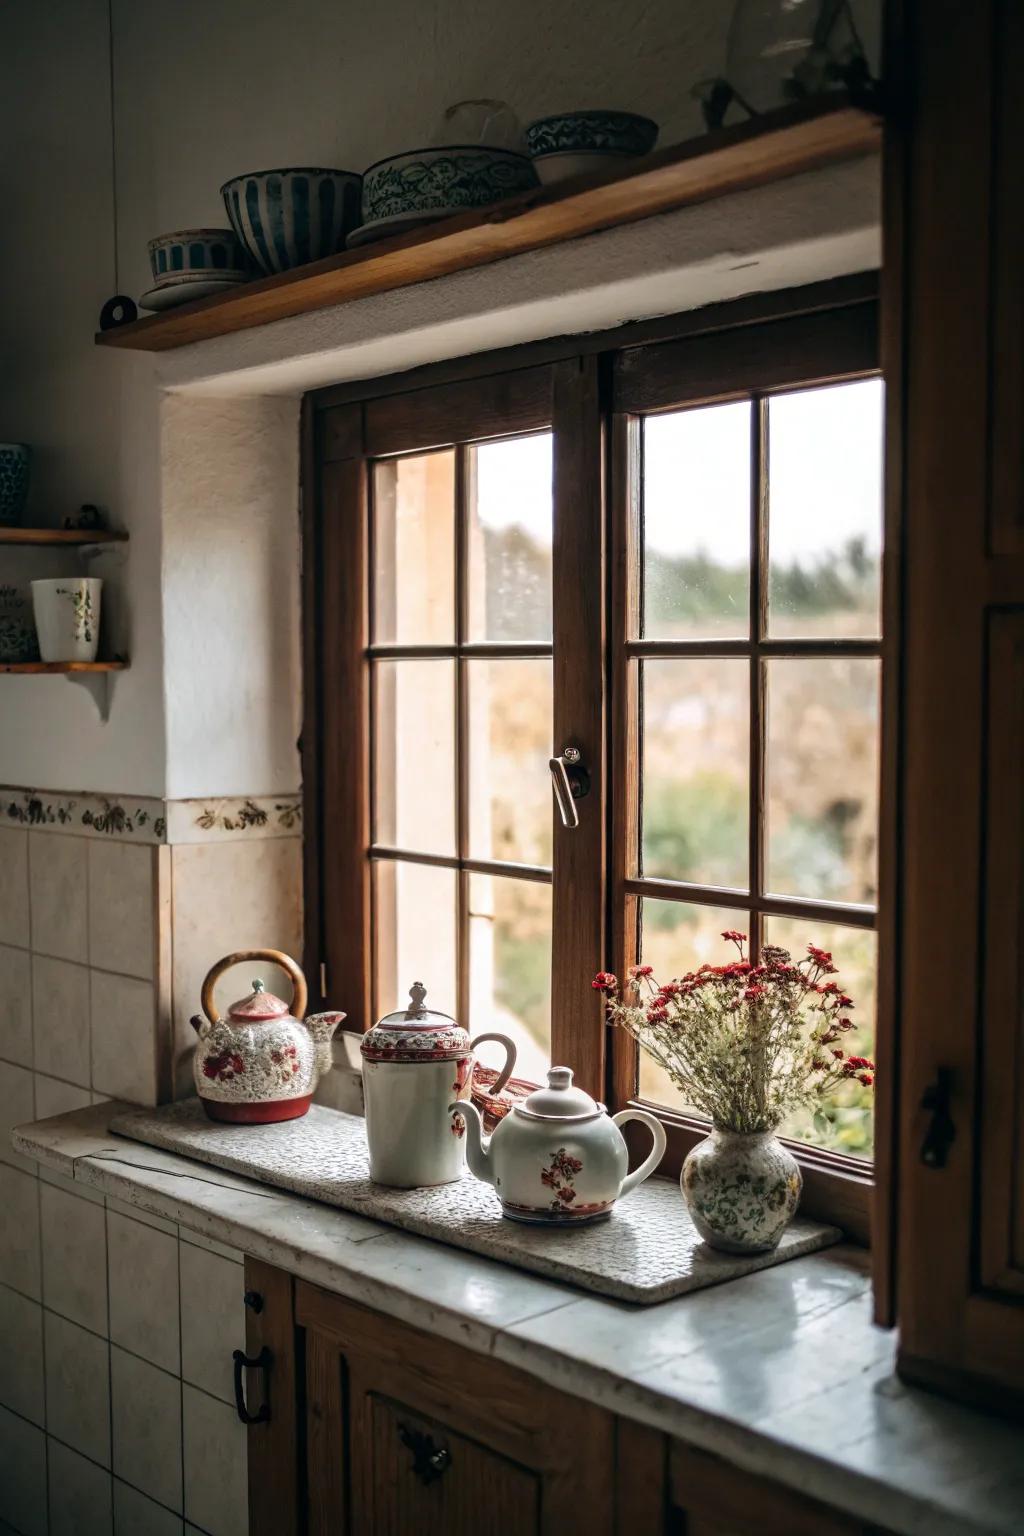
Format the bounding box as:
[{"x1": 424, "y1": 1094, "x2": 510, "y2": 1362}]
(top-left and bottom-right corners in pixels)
[
  {"x1": 90, "y1": 971, "x2": 157, "y2": 1104},
  {"x1": 111, "y1": 1346, "x2": 182, "y2": 1513},
  {"x1": 0, "y1": 1163, "x2": 41, "y2": 1297},
  {"x1": 0, "y1": 944, "x2": 32, "y2": 1067},
  {"x1": 108, "y1": 1210, "x2": 180, "y2": 1375},
  {"x1": 0, "y1": 1284, "x2": 44, "y2": 1425},
  {"x1": 40, "y1": 1181, "x2": 108, "y2": 1334},
  {"x1": 182, "y1": 1385, "x2": 247, "y2": 1536},
  {"x1": 35, "y1": 1075, "x2": 92, "y2": 1120},
  {"x1": 48, "y1": 1438, "x2": 114, "y2": 1536},
  {"x1": 179, "y1": 1244, "x2": 243, "y2": 1406},
  {"x1": 0, "y1": 1057, "x2": 36, "y2": 1171},
  {"x1": 179, "y1": 1229, "x2": 242, "y2": 1266},
  {"x1": 33, "y1": 955, "x2": 91, "y2": 1086},
  {"x1": 44, "y1": 1310, "x2": 111, "y2": 1467},
  {"x1": 114, "y1": 1480, "x2": 183, "y2": 1536},
  {"x1": 89, "y1": 842, "x2": 156, "y2": 982},
  {"x1": 106, "y1": 1195, "x2": 176, "y2": 1237},
  {"x1": 0, "y1": 829, "x2": 29, "y2": 951},
  {"x1": 0, "y1": 1402, "x2": 47, "y2": 1536},
  {"x1": 29, "y1": 833, "x2": 88, "y2": 964}
]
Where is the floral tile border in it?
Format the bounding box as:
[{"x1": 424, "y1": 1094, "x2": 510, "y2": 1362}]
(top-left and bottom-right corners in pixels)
[{"x1": 0, "y1": 786, "x2": 302, "y2": 845}]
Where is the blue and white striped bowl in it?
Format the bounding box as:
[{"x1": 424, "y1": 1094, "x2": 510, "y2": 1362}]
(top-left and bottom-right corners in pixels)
[{"x1": 221, "y1": 167, "x2": 362, "y2": 275}]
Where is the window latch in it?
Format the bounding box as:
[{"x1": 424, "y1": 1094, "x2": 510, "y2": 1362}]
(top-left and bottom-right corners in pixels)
[{"x1": 549, "y1": 746, "x2": 590, "y2": 829}]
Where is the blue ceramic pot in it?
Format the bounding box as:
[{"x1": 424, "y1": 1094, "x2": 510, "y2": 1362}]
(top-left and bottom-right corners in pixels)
[
  {"x1": 148, "y1": 228, "x2": 250, "y2": 285},
  {"x1": 0, "y1": 444, "x2": 30, "y2": 528},
  {"x1": 221, "y1": 168, "x2": 362, "y2": 274},
  {"x1": 525, "y1": 110, "x2": 659, "y2": 159},
  {"x1": 355, "y1": 147, "x2": 537, "y2": 245}
]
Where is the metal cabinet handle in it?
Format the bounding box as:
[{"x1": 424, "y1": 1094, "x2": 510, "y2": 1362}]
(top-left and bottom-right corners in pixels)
[
  {"x1": 232, "y1": 1346, "x2": 271, "y2": 1425},
  {"x1": 398, "y1": 1423, "x2": 452, "y2": 1485},
  {"x1": 920, "y1": 1068, "x2": 956, "y2": 1168},
  {"x1": 549, "y1": 745, "x2": 590, "y2": 829}
]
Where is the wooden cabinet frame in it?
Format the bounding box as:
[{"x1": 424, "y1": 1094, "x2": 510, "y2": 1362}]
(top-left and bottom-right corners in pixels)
[{"x1": 301, "y1": 274, "x2": 886, "y2": 1240}]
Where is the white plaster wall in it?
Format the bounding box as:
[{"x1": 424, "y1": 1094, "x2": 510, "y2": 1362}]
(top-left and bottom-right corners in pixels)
[{"x1": 160, "y1": 394, "x2": 301, "y2": 799}]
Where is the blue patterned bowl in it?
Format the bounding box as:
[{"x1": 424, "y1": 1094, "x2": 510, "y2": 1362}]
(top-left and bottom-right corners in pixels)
[
  {"x1": 148, "y1": 228, "x2": 251, "y2": 286},
  {"x1": 221, "y1": 168, "x2": 362, "y2": 274},
  {"x1": 525, "y1": 111, "x2": 659, "y2": 184},
  {"x1": 0, "y1": 444, "x2": 30, "y2": 528},
  {"x1": 353, "y1": 146, "x2": 538, "y2": 246}
]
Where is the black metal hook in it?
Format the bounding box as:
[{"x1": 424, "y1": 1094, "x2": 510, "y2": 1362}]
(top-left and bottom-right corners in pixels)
[{"x1": 233, "y1": 1346, "x2": 271, "y2": 1424}]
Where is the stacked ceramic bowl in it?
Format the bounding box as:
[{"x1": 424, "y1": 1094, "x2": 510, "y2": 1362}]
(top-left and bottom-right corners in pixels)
[
  {"x1": 524, "y1": 110, "x2": 659, "y2": 184},
  {"x1": 140, "y1": 229, "x2": 253, "y2": 311},
  {"x1": 222, "y1": 168, "x2": 362, "y2": 273}
]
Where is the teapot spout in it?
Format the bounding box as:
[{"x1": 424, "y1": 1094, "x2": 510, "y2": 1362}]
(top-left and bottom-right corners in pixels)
[
  {"x1": 306, "y1": 1011, "x2": 346, "y2": 1080},
  {"x1": 449, "y1": 1098, "x2": 494, "y2": 1186}
]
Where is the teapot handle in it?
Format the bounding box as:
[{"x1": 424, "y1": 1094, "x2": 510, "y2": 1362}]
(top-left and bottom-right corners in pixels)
[
  {"x1": 612, "y1": 1109, "x2": 668, "y2": 1198},
  {"x1": 201, "y1": 949, "x2": 308, "y2": 1026},
  {"x1": 469, "y1": 1033, "x2": 517, "y2": 1098}
]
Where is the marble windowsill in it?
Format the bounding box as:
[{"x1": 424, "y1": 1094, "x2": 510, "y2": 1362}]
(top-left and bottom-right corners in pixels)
[{"x1": 12, "y1": 1105, "x2": 1024, "y2": 1536}]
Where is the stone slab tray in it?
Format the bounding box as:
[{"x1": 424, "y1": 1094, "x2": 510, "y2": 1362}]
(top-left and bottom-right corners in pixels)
[{"x1": 110, "y1": 1099, "x2": 841, "y2": 1305}]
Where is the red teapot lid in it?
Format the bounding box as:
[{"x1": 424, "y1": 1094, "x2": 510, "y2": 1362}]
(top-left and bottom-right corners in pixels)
[
  {"x1": 361, "y1": 981, "x2": 471, "y2": 1063},
  {"x1": 226, "y1": 978, "x2": 293, "y2": 1022}
]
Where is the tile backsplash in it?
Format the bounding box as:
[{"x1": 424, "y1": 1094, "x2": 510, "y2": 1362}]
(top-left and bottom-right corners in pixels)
[{"x1": 0, "y1": 784, "x2": 302, "y2": 1535}]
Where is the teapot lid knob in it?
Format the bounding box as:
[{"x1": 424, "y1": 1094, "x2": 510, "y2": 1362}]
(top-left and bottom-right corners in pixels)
[
  {"x1": 406, "y1": 981, "x2": 427, "y2": 1018},
  {"x1": 547, "y1": 1066, "x2": 573, "y2": 1090},
  {"x1": 251, "y1": 979, "x2": 265, "y2": 995}
]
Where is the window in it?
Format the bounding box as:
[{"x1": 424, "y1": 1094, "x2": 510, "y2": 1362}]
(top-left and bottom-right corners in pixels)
[{"x1": 306, "y1": 281, "x2": 881, "y2": 1233}]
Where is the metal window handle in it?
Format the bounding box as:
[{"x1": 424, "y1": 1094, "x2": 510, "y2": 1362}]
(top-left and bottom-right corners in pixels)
[
  {"x1": 549, "y1": 746, "x2": 590, "y2": 829},
  {"x1": 920, "y1": 1068, "x2": 956, "y2": 1169}
]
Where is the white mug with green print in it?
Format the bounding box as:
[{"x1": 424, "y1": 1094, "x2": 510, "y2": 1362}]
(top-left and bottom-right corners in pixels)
[{"x1": 31, "y1": 577, "x2": 102, "y2": 663}]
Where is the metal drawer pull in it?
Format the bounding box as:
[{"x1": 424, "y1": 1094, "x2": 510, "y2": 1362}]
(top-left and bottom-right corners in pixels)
[
  {"x1": 232, "y1": 1345, "x2": 271, "y2": 1425},
  {"x1": 549, "y1": 745, "x2": 590, "y2": 829},
  {"x1": 398, "y1": 1423, "x2": 452, "y2": 1485}
]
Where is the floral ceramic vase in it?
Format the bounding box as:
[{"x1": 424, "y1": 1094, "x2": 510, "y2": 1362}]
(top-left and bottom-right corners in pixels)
[{"x1": 681, "y1": 1127, "x2": 802, "y2": 1254}]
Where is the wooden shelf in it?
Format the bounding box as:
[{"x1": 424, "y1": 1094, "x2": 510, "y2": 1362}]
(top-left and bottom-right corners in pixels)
[
  {"x1": 0, "y1": 528, "x2": 128, "y2": 546},
  {"x1": 0, "y1": 660, "x2": 128, "y2": 674},
  {"x1": 96, "y1": 94, "x2": 881, "y2": 355}
]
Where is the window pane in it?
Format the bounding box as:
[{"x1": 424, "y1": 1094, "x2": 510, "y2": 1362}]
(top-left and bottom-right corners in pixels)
[
  {"x1": 767, "y1": 379, "x2": 883, "y2": 639},
  {"x1": 373, "y1": 659, "x2": 455, "y2": 855},
  {"x1": 467, "y1": 659, "x2": 553, "y2": 867},
  {"x1": 469, "y1": 874, "x2": 551, "y2": 1082},
  {"x1": 642, "y1": 402, "x2": 750, "y2": 639},
  {"x1": 765, "y1": 916, "x2": 876, "y2": 1160},
  {"x1": 373, "y1": 860, "x2": 457, "y2": 1020},
  {"x1": 467, "y1": 434, "x2": 552, "y2": 642},
  {"x1": 766, "y1": 658, "x2": 880, "y2": 906},
  {"x1": 373, "y1": 451, "x2": 455, "y2": 644},
  {"x1": 636, "y1": 900, "x2": 749, "y2": 1110},
  {"x1": 641, "y1": 659, "x2": 749, "y2": 889}
]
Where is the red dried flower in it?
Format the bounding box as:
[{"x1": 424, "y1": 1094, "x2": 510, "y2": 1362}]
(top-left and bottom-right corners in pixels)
[
  {"x1": 592, "y1": 972, "x2": 618, "y2": 992},
  {"x1": 628, "y1": 964, "x2": 654, "y2": 979}
]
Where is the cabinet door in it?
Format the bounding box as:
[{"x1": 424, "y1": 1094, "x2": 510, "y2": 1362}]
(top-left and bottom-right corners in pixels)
[
  {"x1": 669, "y1": 1443, "x2": 889, "y2": 1536},
  {"x1": 297, "y1": 1281, "x2": 615, "y2": 1536},
  {"x1": 888, "y1": 0, "x2": 1024, "y2": 1406},
  {"x1": 243, "y1": 1258, "x2": 301, "y2": 1536}
]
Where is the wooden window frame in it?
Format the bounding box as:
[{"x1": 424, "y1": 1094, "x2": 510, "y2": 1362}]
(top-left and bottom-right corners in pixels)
[{"x1": 302, "y1": 275, "x2": 882, "y2": 1241}]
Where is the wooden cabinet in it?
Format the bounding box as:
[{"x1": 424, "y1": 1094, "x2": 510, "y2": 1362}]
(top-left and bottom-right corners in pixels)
[
  {"x1": 243, "y1": 1259, "x2": 897, "y2": 1536},
  {"x1": 883, "y1": 0, "x2": 1024, "y2": 1408},
  {"x1": 296, "y1": 1280, "x2": 616, "y2": 1536}
]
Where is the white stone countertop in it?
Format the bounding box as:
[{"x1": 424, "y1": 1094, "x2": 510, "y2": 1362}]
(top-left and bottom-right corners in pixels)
[{"x1": 13, "y1": 1105, "x2": 1024, "y2": 1536}]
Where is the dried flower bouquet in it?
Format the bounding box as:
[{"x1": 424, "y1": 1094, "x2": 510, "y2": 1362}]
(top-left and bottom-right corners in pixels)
[{"x1": 595, "y1": 932, "x2": 875, "y2": 1136}]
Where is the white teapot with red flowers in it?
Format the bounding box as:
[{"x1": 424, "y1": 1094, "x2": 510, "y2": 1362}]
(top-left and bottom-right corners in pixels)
[
  {"x1": 452, "y1": 1066, "x2": 666, "y2": 1225},
  {"x1": 190, "y1": 948, "x2": 344, "y2": 1124}
]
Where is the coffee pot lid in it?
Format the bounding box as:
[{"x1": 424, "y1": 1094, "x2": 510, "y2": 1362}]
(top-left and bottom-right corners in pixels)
[
  {"x1": 514, "y1": 1066, "x2": 602, "y2": 1122},
  {"x1": 361, "y1": 982, "x2": 471, "y2": 1062},
  {"x1": 226, "y1": 978, "x2": 292, "y2": 1022}
]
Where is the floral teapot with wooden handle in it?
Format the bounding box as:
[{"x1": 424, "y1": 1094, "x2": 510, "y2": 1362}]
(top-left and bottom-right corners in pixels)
[
  {"x1": 451, "y1": 1066, "x2": 666, "y2": 1224},
  {"x1": 190, "y1": 948, "x2": 345, "y2": 1123}
]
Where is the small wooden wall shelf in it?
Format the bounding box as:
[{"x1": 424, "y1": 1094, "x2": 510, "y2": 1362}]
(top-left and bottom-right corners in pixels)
[
  {"x1": 0, "y1": 660, "x2": 128, "y2": 675},
  {"x1": 96, "y1": 94, "x2": 881, "y2": 355},
  {"x1": 0, "y1": 528, "x2": 128, "y2": 546}
]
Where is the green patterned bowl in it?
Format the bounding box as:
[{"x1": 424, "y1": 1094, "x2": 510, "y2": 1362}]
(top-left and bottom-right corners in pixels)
[
  {"x1": 353, "y1": 146, "x2": 538, "y2": 247},
  {"x1": 525, "y1": 110, "x2": 659, "y2": 185},
  {"x1": 0, "y1": 444, "x2": 30, "y2": 527}
]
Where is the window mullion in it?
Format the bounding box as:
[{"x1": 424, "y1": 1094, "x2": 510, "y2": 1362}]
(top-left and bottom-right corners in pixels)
[
  {"x1": 749, "y1": 396, "x2": 769, "y2": 960},
  {"x1": 455, "y1": 443, "x2": 471, "y2": 1029}
]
